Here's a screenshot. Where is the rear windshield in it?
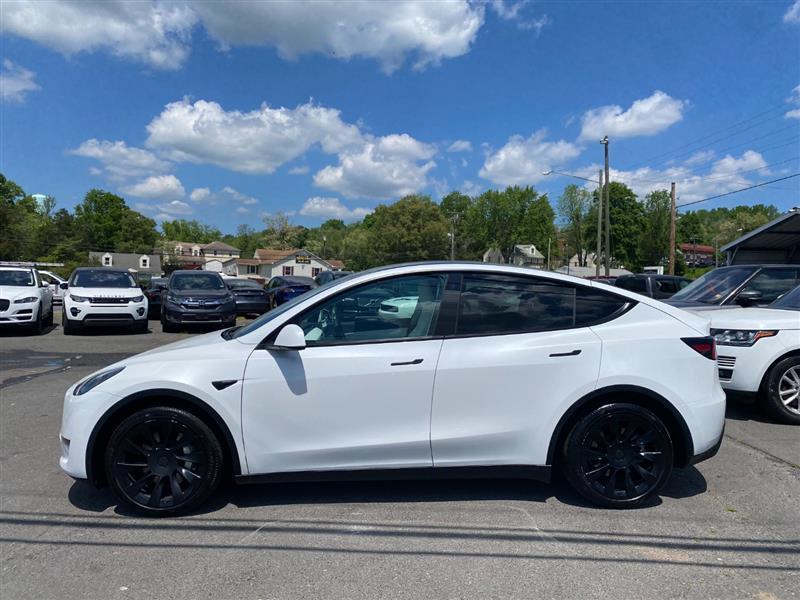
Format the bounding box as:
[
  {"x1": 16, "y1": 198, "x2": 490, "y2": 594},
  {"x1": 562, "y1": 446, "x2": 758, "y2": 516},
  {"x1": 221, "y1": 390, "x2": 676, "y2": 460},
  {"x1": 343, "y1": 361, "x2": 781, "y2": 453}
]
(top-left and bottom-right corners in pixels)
[
  {"x1": 170, "y1": 273, "x2": 225, "y2": 290},
  {"x1": 227, "y1": 279, "x2": 262, "y2": 289},
  {"x1": 0, "y1": 269, "x2": 34, "y2": 286},
  {"x1": 283, "y1": 277, "x2": 315, "y2": 286},
  {"x1": 669, "y1": 267, "x2": 755, "y2": 304},
  {"x1": 71, "y1": 270, "x2": 136, "y2": 288}
]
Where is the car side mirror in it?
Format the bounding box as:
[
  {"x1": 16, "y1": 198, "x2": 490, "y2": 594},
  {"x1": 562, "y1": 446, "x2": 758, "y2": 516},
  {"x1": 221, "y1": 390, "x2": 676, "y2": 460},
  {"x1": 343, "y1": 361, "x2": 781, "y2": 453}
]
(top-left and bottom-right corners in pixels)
[
  {"x1": 736, "y1": 289, "x2": 763, "y2": 306},
  {"x1": 41, "y1": 281, "x2": 49, "y2": 288},
  {"x1": 268, "y1": 324, "x2": 306, "y2": 351},
  {"x1": 59, "y1": 282, "x2": 69, "y2": 290}
]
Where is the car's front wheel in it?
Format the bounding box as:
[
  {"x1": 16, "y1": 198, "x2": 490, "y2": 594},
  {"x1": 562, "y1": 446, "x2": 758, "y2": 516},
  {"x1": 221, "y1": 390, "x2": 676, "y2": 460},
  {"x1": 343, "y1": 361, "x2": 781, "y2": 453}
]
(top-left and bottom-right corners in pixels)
[
  {"x1": 561, "y1": 403, "x2": 673, "y2": 508},
  {"x1": 764, "y1": 356, "x2": 800, "y2": 425},
  {"x1": 105, "y1": 407, "x2": 223, "y2": 516}
]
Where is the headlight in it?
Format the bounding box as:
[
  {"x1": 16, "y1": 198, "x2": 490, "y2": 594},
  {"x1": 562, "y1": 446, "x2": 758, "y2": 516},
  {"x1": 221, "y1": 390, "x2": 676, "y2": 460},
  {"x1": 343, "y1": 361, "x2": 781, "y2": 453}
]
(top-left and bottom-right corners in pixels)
[
  {"x1": 166, "y1": 294, "x2": 179, "y2": 303},
  {"x1": 711, "y1": 329, "x2": 778, "y2": 347},
  {"x1": 130, "y1": 295, "x2": 144, "y2": 302},
  {"x1": 74, "y1": 366, "x2": 125, "y2": 396},
  {"x1": 13, "y1": 296, "x2": 38, "y2": 304},
  {"x1": 69, "y1": 294, "x2": 89, "y2": 302}
]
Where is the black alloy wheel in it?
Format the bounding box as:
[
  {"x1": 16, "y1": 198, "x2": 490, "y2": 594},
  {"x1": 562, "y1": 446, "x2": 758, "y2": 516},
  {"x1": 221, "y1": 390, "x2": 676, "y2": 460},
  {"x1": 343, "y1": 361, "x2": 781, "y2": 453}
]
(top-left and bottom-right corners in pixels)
[
  {"x1": 562, "y1": 403, "x2": 673, "y2": 508},
  {"x1": 105, "y1": 407, "x2": 222, "y2": 516}
]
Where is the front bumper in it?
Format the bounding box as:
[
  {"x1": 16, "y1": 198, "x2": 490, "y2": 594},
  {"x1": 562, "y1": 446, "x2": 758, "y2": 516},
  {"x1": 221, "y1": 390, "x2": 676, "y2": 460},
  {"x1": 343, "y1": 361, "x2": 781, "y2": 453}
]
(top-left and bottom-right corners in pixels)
[
  {"x1": 0, "y1": 301, "x2": 38, "y2": 324},
  {"x1": 163, "y1": 303, "x2": 236, "y2": 324},
  {"x1": 65, "y1": 301, "x2": 147, "y2": 326},
  {"x1": 59, "y1": 388, "x2": 120, "y2": 480}
]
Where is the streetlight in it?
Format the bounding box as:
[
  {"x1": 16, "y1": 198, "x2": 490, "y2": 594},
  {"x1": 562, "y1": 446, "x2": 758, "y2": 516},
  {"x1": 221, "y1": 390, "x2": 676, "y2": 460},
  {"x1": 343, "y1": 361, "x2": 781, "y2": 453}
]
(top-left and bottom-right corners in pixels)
[{"x1": 542, "y1": 169, "x2": 604, "y2": 277}]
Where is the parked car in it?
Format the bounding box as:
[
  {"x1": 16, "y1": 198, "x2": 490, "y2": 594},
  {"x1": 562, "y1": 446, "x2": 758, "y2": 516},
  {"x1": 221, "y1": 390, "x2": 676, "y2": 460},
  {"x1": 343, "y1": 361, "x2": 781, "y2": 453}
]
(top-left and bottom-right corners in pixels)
[
  {"x1": 160, "y1": 270, "x2": 236, "y2": 332},
  {"x1": 226, "y1": 278, "x2": 270, "y2": 316},
  {"x1": 61, "y1": 268, "x2": 148, "y2": 334},
  {"x1": 314, "y1": 270, "x2": 354, "y2": 286},
  {"x1": 265, "y1": 275, "x2": 316, "y2": 309},
  {"x1": 39, "y1": 270, "x2": 67, "y2": 304},
  {"x1": 144, "y1": 277, "x2": 168, "y2": 319},
  {"x1": 706, "y1": 284, "x2": 800, "y2": 424},
  {"x1": 0, "y1": 265, "x2": 54, "y2": 334},
  {"x1": 666, "y1": 265, "x2": 800, "y2": 310},
  {"x1": 60, "y1": 262, "x2": 725, "y2": 516},
  {"x1": 615, "y1": 274, "x2": 691, "y2": 299}
]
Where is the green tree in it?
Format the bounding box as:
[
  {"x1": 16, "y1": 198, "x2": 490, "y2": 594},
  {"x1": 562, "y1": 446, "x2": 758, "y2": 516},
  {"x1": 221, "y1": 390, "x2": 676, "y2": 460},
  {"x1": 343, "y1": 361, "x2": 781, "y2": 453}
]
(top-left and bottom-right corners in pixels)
[
  {"x1": 262, "y1": 212, "x2": 307, "y2": 249},
  {"x1": 639, "y1": 190, "x2": 671, "y2": 267},
  {"x1": 588, "y1": 182, "x2": 644, "y2": 270},
  {"x1": 161, "y1": 219, "x2": 222, "y2": 243},
  {"x1": 557, "y1": 185, "x2": 592, "y2": 266}
]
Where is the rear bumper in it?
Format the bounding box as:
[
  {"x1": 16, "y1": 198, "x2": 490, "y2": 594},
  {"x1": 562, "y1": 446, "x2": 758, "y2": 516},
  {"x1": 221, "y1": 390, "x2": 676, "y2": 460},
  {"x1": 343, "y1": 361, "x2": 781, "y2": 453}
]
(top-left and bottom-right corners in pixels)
[
  {"x1": 235, "y1": 300, "x2": 269, "y2": 314},
  {"x1": 689, "y1": 423, "x2": 724, "y2": 465}
]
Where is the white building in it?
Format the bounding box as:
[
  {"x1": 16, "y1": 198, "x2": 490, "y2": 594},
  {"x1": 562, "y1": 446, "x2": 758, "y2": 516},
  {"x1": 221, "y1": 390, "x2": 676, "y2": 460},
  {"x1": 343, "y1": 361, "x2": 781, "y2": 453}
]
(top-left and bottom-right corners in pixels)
[{"x1": 222, "y1": 249, "x2": 344, "y2": 282}]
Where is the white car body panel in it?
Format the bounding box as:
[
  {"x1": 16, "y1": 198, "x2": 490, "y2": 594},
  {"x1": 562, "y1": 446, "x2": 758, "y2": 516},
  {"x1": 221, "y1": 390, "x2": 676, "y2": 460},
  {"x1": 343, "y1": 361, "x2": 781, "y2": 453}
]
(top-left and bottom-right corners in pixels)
[
  {"x1": 39, "y1": 271, "x2": 67, "y2": 303},
  {"x1": 705, "y1": 308, "x2": 800, "y2": 393},
  {"x1": 0, "y1": 267, "x2": 53, "y2": 326},
  {"x1": 60, "y1": 262, "x2": 727, "y2": 487},
  {"x1": 63, "y1": 285, "x2": 148, "y2": 325}
]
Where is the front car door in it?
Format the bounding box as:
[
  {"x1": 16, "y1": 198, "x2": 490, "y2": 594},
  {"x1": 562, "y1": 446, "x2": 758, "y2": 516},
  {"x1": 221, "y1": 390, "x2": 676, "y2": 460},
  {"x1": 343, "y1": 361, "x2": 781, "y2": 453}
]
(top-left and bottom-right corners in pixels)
[
  {"x1": 431, "y1": 274, "x2": 626, "y2": 468},
  {"x1": 241, "y1": 273, "x2": 448, "y2": 475}
]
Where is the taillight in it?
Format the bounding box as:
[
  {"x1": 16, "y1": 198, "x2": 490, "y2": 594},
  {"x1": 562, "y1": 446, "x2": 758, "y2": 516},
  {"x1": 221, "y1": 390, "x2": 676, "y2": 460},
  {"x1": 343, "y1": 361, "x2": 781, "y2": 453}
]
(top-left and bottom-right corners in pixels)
[{"x1": 682, "y1": 336, "x2": 716, "y2": 360}]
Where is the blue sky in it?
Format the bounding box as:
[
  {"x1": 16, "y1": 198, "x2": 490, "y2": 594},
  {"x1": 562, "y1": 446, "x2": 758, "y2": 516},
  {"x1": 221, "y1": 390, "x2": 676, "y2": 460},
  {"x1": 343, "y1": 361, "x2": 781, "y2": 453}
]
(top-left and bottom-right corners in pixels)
[{"x1": 1, "y1": 0, "x2": 799, "y2": 233}]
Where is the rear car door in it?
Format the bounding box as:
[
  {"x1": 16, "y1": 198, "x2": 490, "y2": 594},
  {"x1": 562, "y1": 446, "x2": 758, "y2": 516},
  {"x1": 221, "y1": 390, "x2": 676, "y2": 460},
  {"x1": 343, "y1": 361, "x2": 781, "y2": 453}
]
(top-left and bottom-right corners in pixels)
[{"x1": 430, "y1": 274, "x2": 617, "y2": 467}]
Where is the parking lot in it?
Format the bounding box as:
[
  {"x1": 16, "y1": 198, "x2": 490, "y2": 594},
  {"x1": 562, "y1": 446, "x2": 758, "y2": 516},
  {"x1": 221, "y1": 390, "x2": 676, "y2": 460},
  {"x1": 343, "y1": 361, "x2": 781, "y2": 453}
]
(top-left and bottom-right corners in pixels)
[{"x1": 1, "y1": 309, "x2": 798, "y2": 600}]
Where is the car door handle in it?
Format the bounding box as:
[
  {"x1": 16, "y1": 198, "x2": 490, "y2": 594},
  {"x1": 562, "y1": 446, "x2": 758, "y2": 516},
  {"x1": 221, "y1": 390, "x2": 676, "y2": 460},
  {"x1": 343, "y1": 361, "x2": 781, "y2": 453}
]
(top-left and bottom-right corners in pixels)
[
  {"x1": 391, "y1": 358, "x2": 424, "y2": 366},
  {"x1": 549, "y1": 349, "x2": 582, "y2": 357}
]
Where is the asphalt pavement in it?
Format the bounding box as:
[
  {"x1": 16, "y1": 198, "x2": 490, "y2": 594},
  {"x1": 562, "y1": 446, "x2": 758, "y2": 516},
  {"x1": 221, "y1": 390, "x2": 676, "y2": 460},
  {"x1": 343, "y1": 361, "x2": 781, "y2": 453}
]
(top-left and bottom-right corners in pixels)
[{"x1": 1, "y1": 310, "x2": 798, "y2": 599}]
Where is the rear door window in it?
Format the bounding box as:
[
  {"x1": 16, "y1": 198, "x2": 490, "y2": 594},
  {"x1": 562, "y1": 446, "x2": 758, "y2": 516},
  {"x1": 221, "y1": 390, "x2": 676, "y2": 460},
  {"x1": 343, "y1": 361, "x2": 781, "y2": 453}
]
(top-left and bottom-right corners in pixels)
[
  {"x1": 616, "y1": 277, "x2": 648, "y2": 293},
  {"x1": 575, "y1": 287, "x2": 630, "y2": 327}
]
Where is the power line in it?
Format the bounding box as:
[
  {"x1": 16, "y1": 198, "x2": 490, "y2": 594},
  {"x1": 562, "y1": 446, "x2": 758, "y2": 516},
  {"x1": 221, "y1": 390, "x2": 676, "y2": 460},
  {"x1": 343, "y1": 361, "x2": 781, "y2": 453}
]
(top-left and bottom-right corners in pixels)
[
  {"x1": 613, "y1": 155, "x2": 800, "y2": 186},
  {"x1": 677, "y1": 173, "x2": 800, "y2": 210}
]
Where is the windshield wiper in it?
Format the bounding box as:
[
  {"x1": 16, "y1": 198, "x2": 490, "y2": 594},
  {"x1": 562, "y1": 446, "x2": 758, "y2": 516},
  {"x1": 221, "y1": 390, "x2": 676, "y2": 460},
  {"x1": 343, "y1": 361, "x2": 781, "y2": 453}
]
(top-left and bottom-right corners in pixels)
[{"x1": 221, "y1": 325, "x2": 243, "y2": 340}]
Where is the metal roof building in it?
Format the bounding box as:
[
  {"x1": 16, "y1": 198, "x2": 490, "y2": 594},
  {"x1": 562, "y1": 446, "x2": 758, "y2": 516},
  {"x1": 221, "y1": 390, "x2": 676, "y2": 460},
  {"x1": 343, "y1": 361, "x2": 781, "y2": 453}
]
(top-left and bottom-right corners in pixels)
[{"x1": 722, "y1": 208, "x2": 800, "y2": 265}]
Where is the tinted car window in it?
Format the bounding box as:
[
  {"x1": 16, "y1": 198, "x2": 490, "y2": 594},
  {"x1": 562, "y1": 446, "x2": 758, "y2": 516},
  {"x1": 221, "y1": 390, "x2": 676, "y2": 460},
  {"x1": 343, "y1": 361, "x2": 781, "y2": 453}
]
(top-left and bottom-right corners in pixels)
[
  {"x1": 575, "y1": 287, "x2": 629, "y2": 326},
  {"x1": 655, "y1": 278, "x2": 678, "y2": 294},
  {"x1": 170, "y1": 273, "x2": 225, "y2": 291},
  {"x1": 295, "y1": 274, "x2": 446, "y2": 345},
  {"x1": 456, "y1": 274, "x2": 575, "y2": 335},
  {"x1": 740, "y1": 269, "x2": 798, "y2": 303},
  {"x1": 669, "y1": 266, "x2": 756, "y2": 304},
  {"x1": 770, "y1": 284, "x2": 800, "y2": 310},
  {"x1": 0, "y1": 269, "x2": 35, "y2": 286},
  {"x1": 616, "y1": 277, "x2": 648, "y2": 293},
  {"x1": 71, "y1": 270, "x2": 136, "y2": 288}
]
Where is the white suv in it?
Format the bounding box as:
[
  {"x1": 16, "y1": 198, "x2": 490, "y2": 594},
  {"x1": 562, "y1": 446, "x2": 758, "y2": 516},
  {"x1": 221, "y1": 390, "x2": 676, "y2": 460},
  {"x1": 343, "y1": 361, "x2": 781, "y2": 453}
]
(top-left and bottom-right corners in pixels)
[
  {"x1": 707, "y1": 284, "x2": 800, "y2": 424},
  {"x1": 60, "y1": 262, "x2": 725, "y2": 516},
  {"x1": 62, "y1": 268, "x2": 148, "y2": 334},
  {"x1": 0, "y1": 264, "x2": 54, "y2": 334}
]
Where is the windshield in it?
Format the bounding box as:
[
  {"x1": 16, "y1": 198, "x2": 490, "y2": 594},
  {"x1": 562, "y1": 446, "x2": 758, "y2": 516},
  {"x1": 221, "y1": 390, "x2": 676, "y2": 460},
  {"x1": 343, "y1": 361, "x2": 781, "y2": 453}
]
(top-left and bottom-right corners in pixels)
[
  {"x1": 230, "y1": 282, "x2": 333, "y2": 339},
  {"x1": 170, "y1": 273, "x2": 225, "y2": 291},
  {"x1": 770, "y1": 284, "x2": 800, "y2": 311},
  {"x1": 669, "y1": 267, "x2": 756, "y2": 304},
  {"x1": 71, "y1": 270, "x2": 136, "y2": 288},
  {"x1": 227, "y1": 279, "x2": 261, "y2": 289},
  {"x1": 0, "y1": 270, "x2": 35, "y2": 286}
]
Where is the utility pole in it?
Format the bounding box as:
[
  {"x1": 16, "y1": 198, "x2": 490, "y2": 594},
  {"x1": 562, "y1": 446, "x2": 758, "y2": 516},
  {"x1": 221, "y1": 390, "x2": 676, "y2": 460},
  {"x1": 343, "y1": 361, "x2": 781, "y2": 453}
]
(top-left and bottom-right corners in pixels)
[
  {"x1": 596, "y1": 169, "x2": 603, "y2": 277},
  {"x1": 668, "y1": 182, "x2": 676, "y2": 275},
  {"x1": 547, "y1": 237, "x2": 551, "y2": 271},
  {"x1": 600, "y1": 136, "x2": 610, "y2": 276}
]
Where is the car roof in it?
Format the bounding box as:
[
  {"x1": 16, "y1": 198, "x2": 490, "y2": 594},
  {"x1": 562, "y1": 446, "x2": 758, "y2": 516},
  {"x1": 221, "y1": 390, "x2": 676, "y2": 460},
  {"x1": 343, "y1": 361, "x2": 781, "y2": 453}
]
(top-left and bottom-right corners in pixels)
[
  {"x1": 72, "y1": 267, "x2": 131, "y2": 274},
  {"x1": 170, "y1": 270, "x2": 221, "y2": 276}
]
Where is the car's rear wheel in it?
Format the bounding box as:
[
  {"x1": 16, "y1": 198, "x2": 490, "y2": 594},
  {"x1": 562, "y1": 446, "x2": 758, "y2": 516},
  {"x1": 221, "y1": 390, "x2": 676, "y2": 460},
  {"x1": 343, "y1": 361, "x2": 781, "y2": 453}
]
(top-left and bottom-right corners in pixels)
[
  {"x1": 764, "y1": 356, "x2": 800, "y2": 425},
  {"x1": 105, "y1": 407, "x2": 223, "y2": 516},
  {"x1": 561, "y1": 403, "x2": 673, "y2": 508}
]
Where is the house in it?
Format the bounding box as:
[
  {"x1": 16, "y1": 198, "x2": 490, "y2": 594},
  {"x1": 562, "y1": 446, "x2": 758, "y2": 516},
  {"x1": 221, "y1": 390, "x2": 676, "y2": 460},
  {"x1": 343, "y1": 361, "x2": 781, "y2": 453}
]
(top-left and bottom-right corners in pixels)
[
  {"x1": 555, "y1": 265, "x2": 632, "y2": 279},
  {"x1": 482, "y1": 248, "x2": 505, "y2": 264},
  {"x1": 567, "y1": 252, "x2": 598, "y2": 269},
  {"x1": 159, "y1": 240, "x2": 241, "y2": 271},
  {"x1": 510, "y1": 244, "x2": 545, "y2": 269},
  {"x1": 88, "y1": 252, "x2": 163, "y2": 282},
  {"x1": 251, "y1": 248, "x2": 342, "y2": 280},
  {"x1": 679, "y1": 243, "x2": 715, "y2": 267}
]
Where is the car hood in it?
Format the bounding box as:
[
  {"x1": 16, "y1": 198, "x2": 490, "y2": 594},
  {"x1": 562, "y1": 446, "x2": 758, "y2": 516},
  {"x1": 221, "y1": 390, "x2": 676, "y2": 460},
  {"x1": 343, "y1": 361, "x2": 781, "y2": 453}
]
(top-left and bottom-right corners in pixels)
[
  {"x1": 705, "y1": 307, "x2": 800, "y2": 330},
  {"x1": 0, "y1": 285, "x2": 40, "y2": 300},
  {"x1": 67, "y1": 286, "x2": 142, "y2": 298}
]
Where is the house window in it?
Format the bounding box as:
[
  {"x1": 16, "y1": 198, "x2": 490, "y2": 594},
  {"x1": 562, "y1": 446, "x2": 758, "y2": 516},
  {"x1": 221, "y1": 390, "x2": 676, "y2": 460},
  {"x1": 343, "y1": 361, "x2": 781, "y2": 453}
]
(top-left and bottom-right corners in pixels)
[
  {"x1": 312, "y1": 267, "x2": 322, "y2": 277},
  {"x1": 192, "y1": 247, "x2": 201, "y2": 257},
  {"x1": 283, "y1": 266, "x2": 294, "y2": 276},
  {"x1": 140, "y1": 256, "x2": 150, "y2": 269},
  {"x1": 102, "y1": 253, "x2": 113, "y2": 266},
  {"x1": 247, "y1": 265, "x2": 258, "y2": 274},
  {"x1": 175, "y1": 245, "x2": 183, "y2": 255}
]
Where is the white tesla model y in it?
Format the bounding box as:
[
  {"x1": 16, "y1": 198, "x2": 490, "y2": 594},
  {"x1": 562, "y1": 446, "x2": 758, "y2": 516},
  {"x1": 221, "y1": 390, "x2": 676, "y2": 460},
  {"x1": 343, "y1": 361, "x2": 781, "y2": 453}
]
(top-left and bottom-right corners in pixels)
[{"x1": 60, "y1": 262, "x2": 725, "y2": 515}]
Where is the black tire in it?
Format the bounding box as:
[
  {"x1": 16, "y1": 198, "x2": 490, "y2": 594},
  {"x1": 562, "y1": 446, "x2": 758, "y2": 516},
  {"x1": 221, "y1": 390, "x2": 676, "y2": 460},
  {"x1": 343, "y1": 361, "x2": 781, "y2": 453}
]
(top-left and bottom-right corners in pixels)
[
  {"x1": 764, "y1": 356, "x2": 800, "y2": 425},
  {"x1": 561, "y1": 403, "x2": 673, "y2": 508},
  {"x1": 43, "y1": 305, "x2": 54, "y2": 327},
  {"x1": 133, "y1": 319, "x2": 149, "y2": 334},
  {"x1": 62, "y1": 310, "x2": 78, "y2": 335},
  {"x1": 161, "y1": 318, "x2": 178, "y2": 333},
  {"x1": 105, "y1": 407, "x2": 223, "y2": 516},
  {"x1": 30, "y1": 304, "x2": 44, "y2": 335}
]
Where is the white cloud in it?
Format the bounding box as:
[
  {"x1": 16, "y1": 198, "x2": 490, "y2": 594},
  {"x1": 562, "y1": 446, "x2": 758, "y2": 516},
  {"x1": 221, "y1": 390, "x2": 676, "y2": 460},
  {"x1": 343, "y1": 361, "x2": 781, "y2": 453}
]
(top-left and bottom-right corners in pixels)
[
  {"x1": 288, "y1": 165, "x2": 310, "y2": 175},
  {"x1": 579, "y1": 91, "x2": 686, "y2": 141},
  {"x1": 459, "y1": 180, "x2": 483, "y2": 196},
  {"x1": 157, "y1": 199, "x2": 192, "y2": 215},
  {"x1": 682, "y1": 150, "x2": 716, "y2": 166},
  {"x1": 0, "y1": 59, "x2": 40, "y2": 103},
  {"x1": 314, "y1": 134, "x2": 437, "y2": 199},
  {"x1": 479, "y1": 130, "x2": 581, "y2": 186},
  {"x1": 189, "y1": 187, "x2": 211, "y2": 202},
  {"x1": 489, "y1": 0, "x2": 550, "y2": 34},
  {"x1": 70, "y1": 139, "x2": 172, "y2": 180},
  {"x1": 195, "y1": 0, "x2": 483, "y2": 73},
  {"x1": 299, "y1": 197, "x2": 371, "y2": 221},
  {"x1": 447, "y1": 140, "x2": 473, "y2": 153},
  {"x1": 221, "y1": 186, "x2": 259, "y2": 205},
  {"x1": 786, "y1": 84, "x2": 800, "y2": 119},
  {"x1": 1, "y1": 1, "x2": 198, "y2": 70},
  {"x1": 146, "y1": 98, "x2": 362, "y2": 174},
  {"x1": 785, "y1": 108, "x2": 800, "y2": 120},
  {"x1": 123, "y1": 174, "x2": 186, "y2": 200},
  {"x1": 574, "y1": 150, "x2": 770, "y2": 205},
  {"x1": 784, "y1": 0, "x2": 800, "y2": 23},
  {"x1": 235, "y1": 206, "x2": 250, "y2": 214}
]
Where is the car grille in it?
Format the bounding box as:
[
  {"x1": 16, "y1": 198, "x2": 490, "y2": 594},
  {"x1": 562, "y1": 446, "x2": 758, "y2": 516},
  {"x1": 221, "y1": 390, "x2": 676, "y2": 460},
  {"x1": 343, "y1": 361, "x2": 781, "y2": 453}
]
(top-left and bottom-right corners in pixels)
[
  {"x1": 717, "y1": 355, "x2": 736, "y2": 381},
  {"x1": 0, "y1": 299, "x2": 9, "y2": 311},
  {"x1": 90, "y1": 297, "x2": 130, "y2": 304}
]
